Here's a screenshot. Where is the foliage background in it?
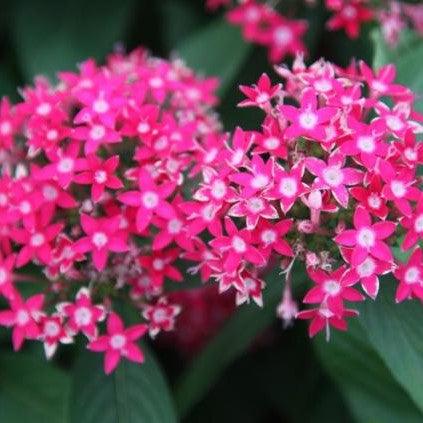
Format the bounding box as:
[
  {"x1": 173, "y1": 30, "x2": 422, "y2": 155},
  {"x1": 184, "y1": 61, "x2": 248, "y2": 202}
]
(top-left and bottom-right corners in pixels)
[{"x1": 0, "y1": 0, "x2": 422, "y2": 422}]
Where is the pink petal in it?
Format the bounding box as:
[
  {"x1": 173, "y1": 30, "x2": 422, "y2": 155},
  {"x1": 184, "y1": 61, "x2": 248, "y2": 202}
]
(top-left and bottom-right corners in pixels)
[
  {"x1": 12, "y1": 327, "x2": 25, "y2": 351},
  {"x1": 373, "y1": 221, "x2": 396, "y2": 239},
  {"x1": 370, "y1": 241, "x2": 393, "y2": 262},
  {"x1": 88, "y1": 336, "x2": 109, "y2": 352},
  {"x1": 351, "y1": 246, "x2": 368, "y2": 266},
  {"x1": 107, "y1": 313, "x2": 124, "y2": 334},
  {"x1": 361, "y1": 275, "x2": 379, "y2": 299},
  {"x1": 335, "y1": 230, "x2": 357, "y2": 246},
  {"x1": 354, "y1": 206, "x2": 371, "y2": 229},
  {"x1": 125, "y1": 324, "x2": 148, "y2": 341},
  {"x1": 123, "y1": 343, "x2": 144, "y2": 363},
  {"x1": 92, "y1": 249, "x2": 108, "y2": 271},
  {"x1": 104, "y1": 350, "x2": 121, "y2": 374},
  {"x1": 118, "y1": 191, "x2": 142, "y2": 207}
]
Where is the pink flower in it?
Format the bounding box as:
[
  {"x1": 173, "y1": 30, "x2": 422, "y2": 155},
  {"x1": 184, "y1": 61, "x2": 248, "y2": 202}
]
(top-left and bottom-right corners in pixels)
[
  {"x1": 142, "y1": 297, "x2": 181, "y2": 338},
  {"x1": 73, "y1": 214, "x2": 129, "y2": 271},
  {"x1": 73, "y1": 121, "x2": 121, "y2": 155},
  {"x1": 0, "y1": 254, "x2": 17, "y2": 299},
  {"x1": 75, "y1": 154, "x2": 123, "y2": 202},
  {"x1": 235, "y1": 271, "x2": 266, "y2": 307},
  {"x1": 39, "y1": 314, "x2": 73, "y2": 359},
  {"x1": 265, "y1": 161, "x2": 306, "y2": 213},
  {"x1": 350, "y1": 176, "x2": 388, "y2": 219},
  {"x1": 306, "y1": 152, "x2": 363, "y2": 207},
  {"x1": 0, "y1": 294, "x2": 44, "y2": 350},
  {"x1": 253, "y1": 219, "x2": 293, "y2": 260},
  {"x1": 326, "y1": 0, "x2": 373, "y2": 39},
  {"x1": 400, "y1": 195, "x2": 423, "y2": 251},
  {"x1": 210, "y1": 217, "x2": 265, "y2": 273},
  {"x1": 394, "y1": 247, "x2": 423, "y2": 303},
  {"x1": 118, "y1": 169, "x2": 175, "y2": 233},
  {"x1": 57, "y1": 288, "x2": 105, "y2": 339},
  {"x1": 280, "y1": 88, "x2": 337, "y2": 141},
  {"x1": 239, "y1": 73, "x2": 282, "y2": 109},
  {"x1": 335, "y1": 206, "x2": 396, "y2": 265},
  {"x1": 303, "y1": 266, "x2": 364, "y2": 315},
  {"x1": 88, "y1": 312, "x2": 147, "y2": 374}
]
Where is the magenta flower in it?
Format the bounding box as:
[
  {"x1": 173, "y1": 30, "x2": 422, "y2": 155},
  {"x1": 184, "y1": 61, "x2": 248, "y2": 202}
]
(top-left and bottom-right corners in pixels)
[
  {"x1": 73, "y1": 214, "x2": 129, "y2": 271},
  {"x1": 118, "y1": 169, "x2": 175, "y2": 233},
  {"x1": 88, "y1": 312, "x2": 147, "y2": 374},
  {"x1": 0, "y1": 254, "x2": 17, "y2": 300},
  {"x1": 235, "y1": 271, "x2": 266, "y2": 307},
  {"x1": 74, "y1": 154, "x2": 123, "y2": 202},
  {"x1": 335, "y1": 206, "x2": 396, "y2": 265},
  {"x1": 73, "y1": 121, "x2": 121, "y2": 155},
  {"x1": 239, "y1": 73, "x2": 282, "y2": 109},
  {"x1": 303, "y1": 266, "x2": 364, "y2": 316},
  {"x1": 57, "y1": 288, "x2": 105, "y2": 339},
  {"x1": 280, "y1": 88, "x2": 337, "y2": 141},
  {"x1": 0, "y1": 294, "x2": 44, "y2": 350},
  {"x1": 394, "y1": 247, "x2": 423, "y2": 303},
  {"x1": 253, "y1": 219, "x2": 293, "y2": 260},
  {"x1": 265, "y1": 162, "x2": 306, "y2": 214},
  {"x1": 306, "y1": 152, "x2": 363, "y2": 208},
  {"x1": 209, "y1": 217, "x2": 265, "y2": 273},
  {"x1": 400, "y1": 195, "x2": 423, "y2": 251},
  {"x1": 39, "y1": 314, "x2": 73, "y2": 359},
  {"x1": 142, "y1": 297, "x2": 181, "y2": 338}
]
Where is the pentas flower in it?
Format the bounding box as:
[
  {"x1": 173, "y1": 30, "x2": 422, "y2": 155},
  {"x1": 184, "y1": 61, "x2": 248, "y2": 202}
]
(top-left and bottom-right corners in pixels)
[
  {"x1": 239, "y1": 73, "x2": 282, "y2": 109},
  {"x1": 394, "y1": 247, "x2": 423, "y2": 303},
  {"x1": 306, "y1": 153, "x2": 363, "y2": 208},
  {"x1": 57, "y1": 288, "x2": 105, "y2": 339},
  {"x1": 88, "y1": 313, "x2": 147, "y2": 374},
  {"x1": 142, "y1": 297, "x2": 181, "y2": 338},
  {"x1": 73, "y1": 214, "x2": 128, "y2": 271},
  {"x1": 335, "y1": 206, "x2": 396, "y2": 265},
  {"x1": 74, "y1": 155, "x2": 123, "y2": 202},
  {"x1": 209, "y1": 217, "x2": 265, "y2": 273},
  {"x1": 400, "y1": 195, "x2": 423, "y2": 251},
  {"x1": 0, "y1": 48, "x2": 224, "y2": 371},
  {"x1": 0, "y1": 294, "x2": 44, "y2": 351},
  {"x1": 118, "y1": 169, "x2": 175, "y2": 233},
  {"x1": 235, "y1": 271, "x2": 265, "y2": 307},
  {"x1": 350, "y1": 176, "x2": 388, "y2": 219},
  {"x1": 279, "y1": 88, "x2": 337, "y2": 141}
]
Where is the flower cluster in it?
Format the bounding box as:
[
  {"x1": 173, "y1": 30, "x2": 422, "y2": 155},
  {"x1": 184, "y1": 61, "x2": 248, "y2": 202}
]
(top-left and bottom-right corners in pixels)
[
  {"x1": 184, "y1": 57, "x2": 423, "y2": 339},
  {"x1": 0, "y1": 48, "x2": 222, "y2": 373},
  {"x1": 205, "y1": 0, "x2": 423, "y2": 61}
]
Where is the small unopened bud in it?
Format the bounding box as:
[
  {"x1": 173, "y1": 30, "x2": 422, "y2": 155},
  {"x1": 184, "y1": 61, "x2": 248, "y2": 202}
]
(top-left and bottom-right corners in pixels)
[
  {"x1": 81, "y1": 199, "x2": 94, "y2": 213},
  {"x1": 306, "y1": 252, "x2": 320, "y2": 268},
  {"x1": 298, "y1": 220, "x2": 315, "y2": 234},
  {"x1": 277, "y1": 289, "x2": 298, "y2": 327},
  {"x1": 308, "y1": 190, "x2": 322, "y2": 209},
  {"x1": 335, "y1": 220, "x2": 346, "y2": 234}
]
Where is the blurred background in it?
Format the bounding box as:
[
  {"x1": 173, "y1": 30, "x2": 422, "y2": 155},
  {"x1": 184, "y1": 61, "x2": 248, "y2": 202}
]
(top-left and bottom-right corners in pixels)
[{"x1": 0, "y1": 1, "x2": 422, "y2": 422}]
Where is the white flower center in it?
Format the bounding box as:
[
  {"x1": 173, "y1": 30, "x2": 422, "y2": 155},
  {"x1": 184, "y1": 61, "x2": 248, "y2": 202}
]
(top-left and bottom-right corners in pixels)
[
  {"x1": 211, "y1": 180, "x2": 227, "y2": 200},
  {"x1": 324, "y1": 279, "x2": 341, "y2": 296},
  {"x1": 58, "y1": 157, "x2": 74, "y2": 173},
  {"x1": 93, "y1": 99, "x2": 109, "y2": 114},
  {"x1": 154, "y1": 136, "x2": 168, "y2": 151},
  {"x1": 244, "y1": 277, "x2": 256, "y2": 290},
  {"x1": 279, "y1": 177, "x2": 297, "y2": 197},
  {"x1": 256, "y1": 93, "x2": 270, "y2": 104},
  {"x1": 90, "y1": 125, "x2": 106, "y2": 141},
  {"x1": 357, "y1": 136, "x2": 375, "y2": 153},
  {"x1": 110, "y1": 334, "x2": 126, "y2": 349},
  {"x1": 153, "y1": 259, "x2": 165, "y2": 271},
  {"x1": 342, "y1": 5, "x2": 357, "y2": 19},
  {"x1": 16, "y1": 309, "x2": 29, "y2": 326},
  {"x1": 232, "y1": 235, "x2": 247, "y2": 253},
  {"x1": 323, "y1": 166, "x2": 344, "y2": 187},
  {"x1": 74, "y1": 307, "x2": 92, "y2": 326},
  {"x1": 251, "y1": 174, "x2": 269, "y2": 189},
  {"x1": 414, "y1": 214, "x2": 423, "y2": 233},
  {"x1": 261, "y1": 229, "x2": 276, "y2": 244},
  {"x1": 43, "y1": 185, "x2": 58, "y2": 201},
  {"x1": 30, "y1": 233, "x2": 45, "y2": 247},
  {"x1": 36, "y1": 102, "x2": 52, "y2": 116},
  {"x1": 314, "y1": 79, "x2": 332, "y2": 93},
  {"x1": 19, "y1": 200, "x2": 32, "y2": 214},
  {"x1": 274, "y1": 26, "x2": 293, "y2": 45},
  {"x1": 0, "y1": 121, "x2": 11, "y2": 135},
  {"x1": 201, "y1": 204, "x2": 215, "y2": 221},
  {"x1": 47, "y1": 129, "x2": 58, "y2": 141},
  {"x1": 357, "y1": 228, "x2": 376, "y2": 248},
  {"x1": 94, "y1": 170, "x2": 107, "y2": 184},
  {"x1": 137, "y1": 122, "x2": 150, "y2": 134},
  {"x1": 0, "y1": 268, "x2": 7, "y2": 285},
  {"x1": 405, "y1": 266, "x2": 420, "y2": 284},
  {"x1": 367, "y1": 194, "x2": 381, "y2": 209},
  {"x1": 92, "y1": 232, "x2": 108, "y2": 248},
  {"x1": 357, "y1": 257, "x2": 376, "y2": 277},
  {"x1": 153, "y1": 309, "x2": 167, "y2": 323},
  {"x1": 371, "y1": 80, "x2": 387, "y2": 92},
  {"x1": 404, "y1": 148, "x2": 417, "y2": 161},
  {"x1": 264, "y1": 136, "x2": 280, "y2": 150},
  {"x1": 247, "y1": 197, "x2": 265, "y2": 213},
  {"x1": 386, "y1": 115, "x2": 403, "y2": 131},
  {"x1": 391, "y1": 180, "x2": 406, "y2": 198},
  {"x1": 149, "y1": 77, "x2": 163, "y2": 88},
  {"x1": 142, "y1": 191, "x2": 159, "y2": 209},
  {"x1": 168, "y1": 218, "x2": 182, "y2": 234},
  {"x1": 299, "y1": 111, "x2": 318, "y2": 130},
  {"x1": 231, "y1": 149, "x2": 244, "y2": 165},
  {"x1": 44, "y1": 321, "x2": 60, "y2": 337}
]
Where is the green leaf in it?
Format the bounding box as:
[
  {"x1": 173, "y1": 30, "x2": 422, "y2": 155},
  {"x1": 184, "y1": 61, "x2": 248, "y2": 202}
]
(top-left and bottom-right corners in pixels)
[
  {"x1": 10, "y1": 0, "x2": 135, "y2": 81},
  {"x1": 315, "y1": 317, "x2": 423, "y2": 423},
  {"x1": 0, "y1": 352, "x2": 70, "y2": 423},
  {"x1": 176, "y1": 18, "x2": 251, "y2": 95},
  {"x1": 70, "y1": 347, "x2": 176, "y2": 423},
  {"x1": 175, "y1": 265, "x2": 307, "y2": 418},
  {"x1": 358, "y1": 277, "x2": 423, "y2": 415},
  {"x1": 372, "y1": 29, "x2": 423, "y2": 112}
]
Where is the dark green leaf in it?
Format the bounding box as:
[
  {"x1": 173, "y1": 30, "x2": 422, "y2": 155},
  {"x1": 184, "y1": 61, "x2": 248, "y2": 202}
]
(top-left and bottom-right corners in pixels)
[
  {"x1": 315, "y1": 316, "x2": 423, "y2": 423},
  {"x1": 175, "y1": 265, "x2": 307, "y2": 418},
  {"x1": 176, "y1": 18, "x2": 251, "y2": 95},
  {"x1": 0, "y1": 352, "x2": 70, "y2": 423},
  {"x1": 70, "y1": 347, "x2": 176, "y2": 423},
  {"x1": 10, "y1": 0, "x2": 135, "y2": 81},
  {"x1": 358, "y1": 277, "x2": 423, "y2": 415}
]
